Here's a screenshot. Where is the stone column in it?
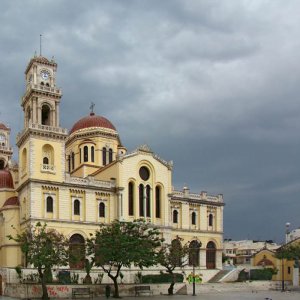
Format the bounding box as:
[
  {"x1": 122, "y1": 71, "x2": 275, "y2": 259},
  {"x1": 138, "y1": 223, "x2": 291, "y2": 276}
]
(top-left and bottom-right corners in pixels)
[
  {"x1": 118, "y1": 192, "x2": 123, "y2": 220},
  {"x1": 37, "y1": 105, "x2": 41, "y2": 124},
  {"x1": 293, "y1": 267, "x2": 299, "y2": 287},
  {"x1": 56, "y1": 102, "x2": 60, "y2": 127},
  {"x1": 143, "y1": 186, "x2": 147, "y2": 218},
  {"x1": 32, "y1": 98, "x2": 37, "y2": 123},
  {"x1": 200, "y1": 248, "x2": 206, "y2": 269}
]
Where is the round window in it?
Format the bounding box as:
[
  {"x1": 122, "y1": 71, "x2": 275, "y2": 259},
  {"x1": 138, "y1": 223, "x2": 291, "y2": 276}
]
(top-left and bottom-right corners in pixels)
[{"x1": 139, "y1": 166, "x2": 150, "y2": 181}]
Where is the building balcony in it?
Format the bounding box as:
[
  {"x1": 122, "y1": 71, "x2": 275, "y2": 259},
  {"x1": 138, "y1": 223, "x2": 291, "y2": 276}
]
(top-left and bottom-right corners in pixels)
[
  {"x1": 23, "y1": 83, "x2": 62, "y2": 100},
  {"x1": 41, "y1": 164, "x2": 56, "y2": 174},
  {"x1": 17, "y1": 123, "x2": 68, "y2": 144},
  {"x1": 0, "y1": 145, "x2": 12, "y2": 152},
  {"x1": 65, "y1": 174, "x2": 115, "y2": 189}
]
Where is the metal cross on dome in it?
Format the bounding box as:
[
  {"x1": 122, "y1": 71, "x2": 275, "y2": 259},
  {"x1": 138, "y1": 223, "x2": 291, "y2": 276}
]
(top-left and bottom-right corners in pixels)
[{"x1": 90, "y1": 102, "x2": 95, "y2": 114}]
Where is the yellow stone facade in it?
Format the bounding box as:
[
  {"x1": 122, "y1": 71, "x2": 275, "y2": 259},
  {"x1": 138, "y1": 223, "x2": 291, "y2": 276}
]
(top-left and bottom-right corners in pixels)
[
  {"x1": 252, "y1": 239, "x2": 300, "y2": 284},
  {"x1": 0, "y1": 55, "x2": 224, "y2": 274}
]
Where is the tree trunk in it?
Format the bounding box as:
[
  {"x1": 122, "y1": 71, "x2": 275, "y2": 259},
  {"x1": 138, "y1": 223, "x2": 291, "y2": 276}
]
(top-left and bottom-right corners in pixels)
[
  {"x1": 107, "y1": 273, "x2": 119, "y2": 298},
  {"x1": 167, "y1": 270, "x2": 175, "y2": 295},
  {"x1": 112, "y1": 276, "x2": 119, "y2": 298},
  {"x1": 168, "y1": 282, "x2": 175, "y2": 295},
  {"x1": 38, "y1": 268, "x2": 49, "y2": 300}
]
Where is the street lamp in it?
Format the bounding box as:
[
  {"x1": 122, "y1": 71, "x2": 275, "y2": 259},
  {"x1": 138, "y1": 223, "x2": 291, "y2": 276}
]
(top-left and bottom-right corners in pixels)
[
  {"x1": 282, "y1": 222, "x2": 290, "y2": 292},
  {"x1": 190, "y1": 241, "x2": 202, "y2": 296}
]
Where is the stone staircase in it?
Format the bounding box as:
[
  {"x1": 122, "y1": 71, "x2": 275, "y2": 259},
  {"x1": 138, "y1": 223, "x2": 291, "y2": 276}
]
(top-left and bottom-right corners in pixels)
[{"x1": 208, "y1": 269, "x2": 232, "y2": 283}]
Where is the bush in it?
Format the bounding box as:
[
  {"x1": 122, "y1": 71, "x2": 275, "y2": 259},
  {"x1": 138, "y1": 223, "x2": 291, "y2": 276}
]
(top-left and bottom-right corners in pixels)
[
  {"x1": 249, "y1": 268, "x2": 275, "y2": 280},
  {"x1": 58, "y1": 271, "x2": 71, "y2": 284},
  {"x1": 44, "y1": 268, "x2": 53, "y2": 283},
  {"x1": 141, "y1": 273, "x2": 184, "y2": 283},
  {"x1": 237, "y1": 269, "x2": 249, "y2": 282}
]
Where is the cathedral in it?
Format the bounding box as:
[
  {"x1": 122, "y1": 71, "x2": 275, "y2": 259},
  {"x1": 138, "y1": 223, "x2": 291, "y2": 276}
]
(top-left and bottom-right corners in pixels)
[{"x1": 0, "y1": 55, "x2": 224, "y2": 277}]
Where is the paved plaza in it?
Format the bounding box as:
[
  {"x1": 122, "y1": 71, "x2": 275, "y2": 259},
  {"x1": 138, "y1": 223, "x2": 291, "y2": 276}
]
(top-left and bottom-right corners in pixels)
[
  {"x1": 118, "y1": 291, "x2": 300, "y2": 300},
  {"x1": 0, "y1": 291, "x2": 300, "y2": 299}
]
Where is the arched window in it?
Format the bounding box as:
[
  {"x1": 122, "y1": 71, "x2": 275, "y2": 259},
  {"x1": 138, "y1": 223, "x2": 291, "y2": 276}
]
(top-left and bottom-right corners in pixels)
[
  {"x1": 91, "y1": 146, "x2": 95, "y2": 162},
  {"x1": 171, "y1": 239, "x2": 183, "y2": 267},
  {"x1": 146, "y1": 185, "x2": 151, "y2": 217},
  {"x1": 192, "y1": 212, "x2": 196, "y2": 225},
  {"x1": 69, "y1": 234, "x2": 85, "y2": 269},
  {"x1": 42, "y1": 144, "x2": 54, "y2": 166},
  {"x1": 46, "y1": 196, "x2": 53, "y2": 213},
  {"x1": 173, "y1": 210, "x2": 178, "y2": 224},
  {"x1": 84, "y1": 146, "x2": 88, "y2": 162},
  {"x1": 0, "y1": 159, "x2": 5, "y2": 170},
  {"x1": 41, "y1": 104, "x2": 50, "y2": 125},
  {"x1": 68, "y1": 155, "x2": 71, "y2": 172},
  {"x1": 102, "y1": 147, "x2": 107, "y2": 166},
  {"x1": 74, "y1": 199, "x2": 80, "y2": 215},
  {"x1": 99, "y1": 202, "x2": 105, "y2": 218},
  {"x1": 206, "y1": 241, "x2": 216, "y2": 269},
  {"x1": 209, "y1": 214, "x2": 213, "y2": 226},
  {"x1": 155, "y1": 186, "x2": 161, "y2": 218},
  {"x1": 189, "y1": 240, "x2": 201, "y2": 266},
  {"x1": 71, "y1": 152, "x2": 75, "y2": 170},
  {"x1": 43, "y1": 157, "x2": 49, "y2": 165},
  {"x1": 139, "y1": 184, "x2": 144, "y2": 217},
  {"x1": 22, "y1": 148, "x2": 27, "y2": 171},
  {"x1": 109, "y1": 148, "x2": 113, "y2": 163},
  {"x1": 128, "y1": 182, "x2": 134, "y2": 216},
  {"x1": 79, "y1": 148, "x2": 81, "y2": 164}
]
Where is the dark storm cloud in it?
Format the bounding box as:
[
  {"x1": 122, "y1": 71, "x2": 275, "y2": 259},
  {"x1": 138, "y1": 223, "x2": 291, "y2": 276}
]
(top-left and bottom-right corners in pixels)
[{"x1": 0, "y1": 0, "x2": 299, "y2": 242}]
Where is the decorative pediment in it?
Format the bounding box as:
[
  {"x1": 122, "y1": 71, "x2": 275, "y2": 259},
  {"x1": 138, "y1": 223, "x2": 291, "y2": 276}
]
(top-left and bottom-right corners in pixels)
[{"x1": 137, "y1": 144, "x2": 153, "y2": 153}]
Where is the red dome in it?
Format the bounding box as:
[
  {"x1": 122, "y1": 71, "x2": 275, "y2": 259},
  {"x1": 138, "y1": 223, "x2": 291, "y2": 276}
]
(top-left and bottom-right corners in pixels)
[
  {"x1": 0, "y1": 123, "x2": 9, "y2": 131},
  {"x1": 0, "y1": 170, "x2": 14, "y2": 189},
  {"x1": 70, "y1": 113, "x2": 116, "y2": 134},
  {"x1": 3, "y1": 196, "x2": 19, "y2": 207}
]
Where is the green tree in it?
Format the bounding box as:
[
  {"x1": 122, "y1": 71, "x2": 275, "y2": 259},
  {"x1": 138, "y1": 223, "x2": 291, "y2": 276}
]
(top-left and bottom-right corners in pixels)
[
  {"x1": 8, "y1": 222, "x2": 69, "y2": 300},
  {"x1": 158, "y1": 236, "x2": 189, "y2": 295},
  {"x1": 87, "y1": 219, "x2": 163, "y2": 298},
  {"x1": 276, "y1": 244, "x2": 300, "y2": 261}
]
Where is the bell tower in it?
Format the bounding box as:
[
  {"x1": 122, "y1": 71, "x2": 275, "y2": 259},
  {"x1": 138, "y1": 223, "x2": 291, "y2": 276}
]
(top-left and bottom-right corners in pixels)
[
  {"x1": 22, "y1": 54, "x2": 61, "y2": 128},
  {"x1": 17, "y1": 55, "x2": 68, "y2": 184},
  {"x1": 0, "y1": 123, "x2": 13, "y2": 170}
]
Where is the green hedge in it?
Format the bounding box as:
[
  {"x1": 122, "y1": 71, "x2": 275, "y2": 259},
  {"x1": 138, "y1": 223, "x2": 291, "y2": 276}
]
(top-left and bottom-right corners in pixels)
[
  {"x1": 58, "y1": 271, "x2": 71, "y2": 284},
  {"x1": 249, "y1": 268, "x2": 275, "y2": 280},
  {"x1": 142, "y1": 273, "x2": 184, "y2": 283}
]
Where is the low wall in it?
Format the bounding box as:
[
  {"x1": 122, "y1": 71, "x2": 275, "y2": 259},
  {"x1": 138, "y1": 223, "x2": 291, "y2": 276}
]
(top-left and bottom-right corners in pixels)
[{"x1": 5, "y1": 283, "x2": 187, "y2": 298}]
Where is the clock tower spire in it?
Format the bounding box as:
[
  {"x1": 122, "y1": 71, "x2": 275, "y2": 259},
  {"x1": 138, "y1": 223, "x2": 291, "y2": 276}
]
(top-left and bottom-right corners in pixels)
[{"x1": 17, "y1": 55, "x2": 67, "y2": 185}]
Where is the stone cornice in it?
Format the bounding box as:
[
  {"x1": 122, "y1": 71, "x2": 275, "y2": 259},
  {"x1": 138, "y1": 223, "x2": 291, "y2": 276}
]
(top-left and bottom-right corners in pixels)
[
  {"x1": 16, "y1": 177, "x2": 115, "y2": 193},
  {"x1": 169, "y1": 195, "x2": 225, "y2": 207},
  {"x1": 122, "y1": 144, "x2": 173, "y2": 170},
  {"x1": 22, "y1": 85, "x2": 62, "y2": 107},
  {"x1": 66, "y1": 127, "x2": 119, "y2": 146},
  {"x1": 16, "y1": 124, "x2": 68, "y2": 147},
  {"x1": 171, "y1": 227, "x2": 224, "y2": 235}
]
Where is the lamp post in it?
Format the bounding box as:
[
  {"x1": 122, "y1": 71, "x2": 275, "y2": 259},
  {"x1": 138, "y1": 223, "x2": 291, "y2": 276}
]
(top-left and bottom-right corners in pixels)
[
  {"x1": 282, "y1": 222, "x2": 290, "y2": 292},
  {"x1": 191, "y1": 241, "x2": 202, "y2": 296}
]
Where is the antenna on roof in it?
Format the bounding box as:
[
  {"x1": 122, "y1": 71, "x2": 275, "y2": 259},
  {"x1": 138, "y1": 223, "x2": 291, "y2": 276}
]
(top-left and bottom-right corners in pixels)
[
  {"x1": 40, "y1": 34, "x2": 42, "y2": 56},
  {"x1": 90, "y1": 102, "x2": 95, "y2": 115}
]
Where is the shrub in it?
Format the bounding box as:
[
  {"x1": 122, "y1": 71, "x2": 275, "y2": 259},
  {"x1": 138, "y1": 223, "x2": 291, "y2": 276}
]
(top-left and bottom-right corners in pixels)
[
  {"x1": 249, "y1": 268, "x2": 275, "y2": 280},
  {"x1": 57, "y1": 271, "x2": 71, "y2": 284},
  {"x1": 141, "y1": 273, "x2": 184, "y2": 283}
]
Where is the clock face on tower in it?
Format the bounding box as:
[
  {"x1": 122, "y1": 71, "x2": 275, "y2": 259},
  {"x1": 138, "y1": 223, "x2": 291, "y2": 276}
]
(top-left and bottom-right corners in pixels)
[
  {"x1": 40, "y1": 70, "x2": 50, "y2": 80},
  {"x1": 0, "y1": 134, "x2": 5, "y2": 143}
]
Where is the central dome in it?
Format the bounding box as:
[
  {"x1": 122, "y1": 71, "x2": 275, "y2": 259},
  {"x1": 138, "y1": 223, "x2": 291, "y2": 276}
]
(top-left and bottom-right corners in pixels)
[{"x1": 70, "y1": 113, "x2": 116, "y2": 134}]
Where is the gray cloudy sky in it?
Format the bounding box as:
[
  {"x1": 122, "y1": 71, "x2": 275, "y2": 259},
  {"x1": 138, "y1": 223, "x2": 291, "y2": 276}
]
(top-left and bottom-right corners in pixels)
[{"x1": 0, "y1": 0, "x2": 299, "y2": 242}]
